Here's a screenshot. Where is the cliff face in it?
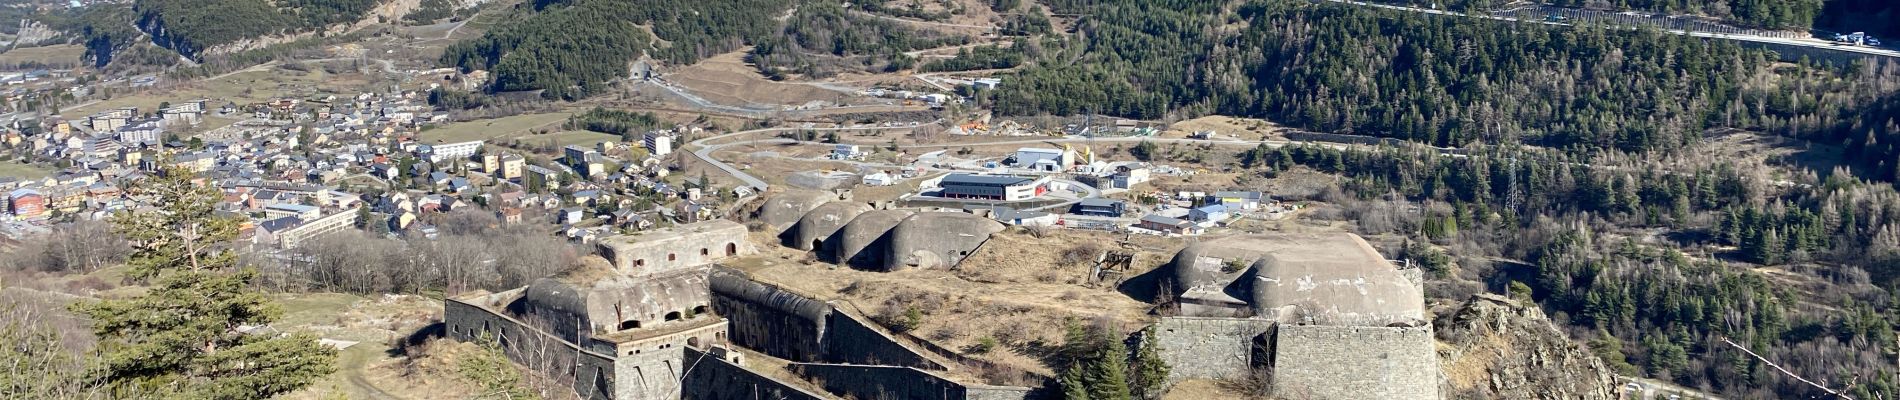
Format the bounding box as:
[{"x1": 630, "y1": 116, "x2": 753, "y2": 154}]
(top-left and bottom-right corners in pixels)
[{"x1": 1436, "y1": 294, "x2": 1617, "y2": 400}]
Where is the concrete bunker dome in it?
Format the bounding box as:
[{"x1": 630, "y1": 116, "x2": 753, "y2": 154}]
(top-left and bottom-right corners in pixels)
[
  {"x1": 1246, "y1": 234, "x2": 1425, "y2": 326},
  {"x1": 884, "y1": 212, "x2": 1005, "y2": 271},
  {"x1": 833, "y1": 209, "x2": 914, "y2": 268},
  {"x1": 789, "y1": 201, "x2": 872, "y2": 252},
  {"x1": 1163, "y1": 233, "x2": 1425, "y2": 325},
  {"x1": 1167, "y1": 242, "x2": 1260, "y2": 293},
  {"x1": 756, "y1": 190, "x2": 834, "y2": 233}
]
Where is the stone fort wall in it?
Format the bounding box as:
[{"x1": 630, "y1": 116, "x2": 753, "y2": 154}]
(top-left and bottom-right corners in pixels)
[
  {"x1": 445, "y1": 295, "x2": 618, "y2": 400},
  {"x1": 681, "y1": 347, "x2": 830, "y2": 400},
  {"x1": 614, "y1": 321, "x2": 728, "y2": 400},
  {"x1": 1270, "y1": 324, "x2": 1439, "y2": 400},
  {"x1": 791, "y1": 363, "x2": 1036, "y2": 400},
  {"x1": 1149, "y1": 317, "x2": 1275, "y2": 384},
  {"x1": 823, "y1": 310, "x2": 942, "y2": 369},
  {"x1": 710, "y1": 267, "x2": 942, "y2": 370},
  {"x1": 450, "y1": 296, "x2": 843, "y2": 400}
]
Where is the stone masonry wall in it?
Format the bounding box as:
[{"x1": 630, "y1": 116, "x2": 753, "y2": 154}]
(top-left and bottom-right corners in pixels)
[
  {"x1": 791, "y1": 363, "x2": 1035, "y2": 400},
  {"x1": 681, "y1": 347, "x2": 830, "y2": 400},
  {"x1": 710, "y1": 283, "x2": 830, "y2": 362},
  {"x1": 1270, "y1": 325, "x2": 1439, "y2": 400},
  {"x1": 445, "y1": 297, "x2": 618, "y2": 400},
  {"x1": 966, "y1": 386, "x2": 1039, "y2": 400},
  {"x1": 1149, "y1": 317, "x2": 1275, "y2": 384},
  {"x1": 610, "y1": 320, "x2": 729, "y2": 400},
  {"x1": 711, "y1": 269, "x2": 942, "y2": 370},
  {"x1": 823, "y1": 311, "x2": 943, "y2": 370}
]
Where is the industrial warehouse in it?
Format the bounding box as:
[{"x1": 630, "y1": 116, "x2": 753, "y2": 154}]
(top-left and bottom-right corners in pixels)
[{"x1": 933, "y1": 174, "x2": 1049, "y2": 201}]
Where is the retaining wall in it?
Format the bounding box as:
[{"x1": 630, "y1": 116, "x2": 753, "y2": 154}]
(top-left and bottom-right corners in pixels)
[
  {"x1": 1149, "y1": 317, "x2": 1276, "y2": 384},
  {"x1": 682, "y1": 347, "x2": 830, "y2": 400},
  {"x1": 1281, "y1": 130, "x2": 1408, "y2": 147},
  {"x1": 1269, "y1": 324, "x2": 1439, "y2": 400},
  {"x1": 792, "y1": 363, "x2": 1036, "y2": 400},
  {"x1": 445, "y1": 296, "x2": 618, "y2": 400},
  {"x1": 710, "y1": 267, "x2": 943, "y2": 370},
  {"x1": 823, "y1": 311, "x2": 943, "y2": 369},
  {"x1": 1737, "y1": 39, "x2": 1894, "y2": 65}
]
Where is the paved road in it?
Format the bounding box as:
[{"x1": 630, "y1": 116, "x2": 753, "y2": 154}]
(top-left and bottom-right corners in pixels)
[
  {"x1": 1325, "y1": 0, "x2": 1900, "y2": 58},
  {"x1": 640, "y1": 80, "x2": 925, "y2": 119}
]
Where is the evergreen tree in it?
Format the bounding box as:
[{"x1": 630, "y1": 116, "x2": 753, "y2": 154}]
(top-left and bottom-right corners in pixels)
[
  {"x1": 1061, "y1": 364, "x2": 1090, "y2": 400},
  {"x1": 355, "y1": 205, "x2": 372, "y2": 229},
  {"x1": 1086, "y1": 336, "x2": 1132, "y2": 400},
  {"x1": 1129, "y1": 327, "x2": 1171, "y2": 400},
  {"x1": 1128, "y1": 141, "x2": 1158, "y2": 162},
  {"x1": 72, "y1": 168, "x2": 336, "y2": 399}
]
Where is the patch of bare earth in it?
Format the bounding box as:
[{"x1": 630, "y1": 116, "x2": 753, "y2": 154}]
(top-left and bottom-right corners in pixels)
[
  {"x1": 1161, "y1": 115, "x2": 1285, "y2": 141},
  {"x1": 667, "y1": 51, "x2": 858, "y2": 106}
]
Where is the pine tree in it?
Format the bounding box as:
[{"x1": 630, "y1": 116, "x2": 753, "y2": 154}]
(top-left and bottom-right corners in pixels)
[
  {"x1": 72, "y1": 169, "x2": 336, "y2": 399},
  {"x1": 1130, "y1": 141, "x2": 1157, "y2": 162},
  {"x1": 1129, "y1": 327, "x2": 1171, "y2": 400},
  {"x1": 1061, "y1": 363, "x2": 1090, "y2": 400},
  {"x1": 1086, "y1": 336, "x2": 1132, "y2": 400},
  {"x1": 355, "y1": 205, "x2": 372, "y2": 229}
]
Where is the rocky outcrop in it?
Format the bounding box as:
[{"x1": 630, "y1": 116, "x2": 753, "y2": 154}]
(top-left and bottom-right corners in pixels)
[{"x1": 1436, "y1": 294, "x2": 1617, "y2": 400}]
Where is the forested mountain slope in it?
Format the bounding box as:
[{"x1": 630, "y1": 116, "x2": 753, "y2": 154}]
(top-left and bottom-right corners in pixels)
[
  {"x1": 981, "y1": 1, "x2": 1900, "y2": 398},
  {"x1": 134, "y1": 0, "x2": 380, "y2": 58},
  {"x1": 441, "y1": 0, "x2": 786, "y2": 99},
  {"x1": 749, "y1": 0, "x2": 970, "y2": 79},
  {"x1": 41, "y1": 0, "x2": 389, "y2": 66},
  {"x1": 990, "y1": 0, "x2": 1900, "y2": 182}
]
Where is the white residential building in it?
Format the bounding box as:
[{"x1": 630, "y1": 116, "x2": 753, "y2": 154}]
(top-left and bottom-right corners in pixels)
[
  {"x1": 422, "y1": 140, "x2": 484, "y2": 162},
  {"x1": 644, "y1": 132, "x2": 673, "y2": 156}
]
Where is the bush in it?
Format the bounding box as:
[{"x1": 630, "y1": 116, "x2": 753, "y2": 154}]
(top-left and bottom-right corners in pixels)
[
  {"x1": 1058, "y1": 243, "x2": 1100, "y2": 267},
  {"x1": 968, "y1": 336, "x2": 998, "y2": 354},
  {"x1": 878, "y1": 304, "x2": 925, "y2": 333}
]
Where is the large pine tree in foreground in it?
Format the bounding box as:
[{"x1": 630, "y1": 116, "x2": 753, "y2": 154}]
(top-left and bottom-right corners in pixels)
[{"x1": 73, "y1": 169, "x2": 336, "y2": 399}]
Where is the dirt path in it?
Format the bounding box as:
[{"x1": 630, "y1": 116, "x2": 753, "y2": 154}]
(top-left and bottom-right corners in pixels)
[{"x1": 337, "y1": 344, "x2": 402, "y2": 399}]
